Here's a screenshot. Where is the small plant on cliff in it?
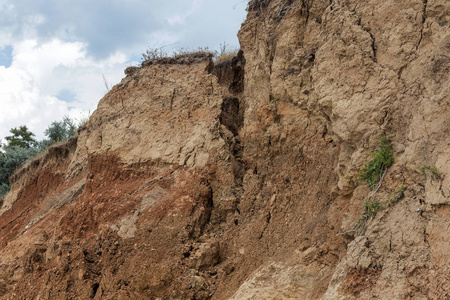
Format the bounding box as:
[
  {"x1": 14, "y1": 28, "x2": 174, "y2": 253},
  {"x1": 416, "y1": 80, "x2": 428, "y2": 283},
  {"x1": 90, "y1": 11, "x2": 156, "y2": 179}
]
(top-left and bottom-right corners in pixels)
[
  {"x1": 340, "y1": 200, "x2": 384, "y2": 236},
  {"x1": 142, "y1": 47, "x2": 169, "y2": 61},
  {"x1": 420, "y1": 165, "x2": 440, "y2": 179},
  {"x1": 76, "y1": 111, "x2": 91, "y2": 131},
  {"x1": 356, "y1": 137, "x2": 394, "y2": 190},
  {"x1": 387, "y1": 185, "x2": 406, "y2": 207},
  {"x1": 214, "y1": 42, "x2": 239, "y2": 64},
  {"x1": 361, "y1": 200, "x2": 384, "y2": 221},
  {"x1": 339, "y1": 137, "x2": 395, "y2": 237},
  {"x1": 173, "y1": 46, "x2": 211, "y2": 57}
]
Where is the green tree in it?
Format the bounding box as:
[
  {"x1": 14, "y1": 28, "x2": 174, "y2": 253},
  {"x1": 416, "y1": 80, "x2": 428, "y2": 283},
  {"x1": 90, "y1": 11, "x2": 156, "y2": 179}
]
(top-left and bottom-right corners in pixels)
[
  {"x1": 44, "y1": 116, "x2": 76, "y2": 144},
  {"x1": 4, "y1": 125, "x2": 37, "y2": 149},
  {"x1": 0, "y1": 145, "x2": 38, "y2": 199}
]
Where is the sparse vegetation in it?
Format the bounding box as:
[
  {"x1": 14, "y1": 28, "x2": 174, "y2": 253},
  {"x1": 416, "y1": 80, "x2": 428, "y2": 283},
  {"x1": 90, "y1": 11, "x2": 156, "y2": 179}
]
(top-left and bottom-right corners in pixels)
[
  {"x1": 348, "y1": 183, "x2": 406, "y2": 236},
  {"x1": 174, "y1": 46, "x2": 211, "y2": 57},
  {"x1": 141, "y1": 45, "x2": 212, "y2": 61},
  {"x1": 420, "y1": 165, "x2": 440, "y2": 178},
  {"x1": 141, "y1": 43, "x2": 239, "y2": 65},
  {"x1": 387, "y1": 185, "x2": 406, "y2": 207},
  {"x1": 77, "y1": 114, "x2": 90, "y2": 131},
  {"x1": 102, "y1": 73, "x2": 111, "y2": 92},
  {"x1": 339, "y1": 137, "x2": 396, "y2": 236},
  {"x1": 339, "y1": 200, "x2": 385, "y2": 237},
  {"x1": 361, "y1": 200, "x2": 384, "y2": 221},
  {"x1": 355, "y1": 137, "x2": 394, "y2": 190},
  {"x1": 142, "y1": 47, "x2": 169, "y2": 61},
  {"x1": 214, "y1": 42, "x2": 239, "y2": 64}
]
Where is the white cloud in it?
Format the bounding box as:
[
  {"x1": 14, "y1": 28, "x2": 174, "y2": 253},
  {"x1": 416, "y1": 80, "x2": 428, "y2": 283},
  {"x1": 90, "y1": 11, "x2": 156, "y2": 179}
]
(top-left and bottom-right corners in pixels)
[
  {"x1": 0, "y1": 65, "x2": 69, "y2": 140},
  {"x1": 0, "y1": 1, "x2": 13, "y2": 12},
  {"x1": 12, "y1": 39, "x2": 86, "y2": 88},
  {"x1": 0, "y1": 39, "x2": 129, "y2": 141}
]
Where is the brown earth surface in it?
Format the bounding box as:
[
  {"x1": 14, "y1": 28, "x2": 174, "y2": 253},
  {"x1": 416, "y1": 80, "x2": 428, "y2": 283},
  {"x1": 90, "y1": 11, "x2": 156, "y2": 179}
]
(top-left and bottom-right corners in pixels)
[{"x1": 0, "y1": 0, "x2": 449, "y2": 299}]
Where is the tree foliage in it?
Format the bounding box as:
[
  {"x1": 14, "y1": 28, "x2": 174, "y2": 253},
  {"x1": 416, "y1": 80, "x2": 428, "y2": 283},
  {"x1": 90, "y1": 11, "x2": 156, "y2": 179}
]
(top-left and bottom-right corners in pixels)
[
  {"x1": 0, "y1": 183, "x2": 9, "y2": 198},
  {"x1": 4, "y1": 125, "x2": 36, "y2": 149},
  {"x1": 0, "y1": 145, "x2": 38, "y2": 199},
  {"x1": 0, "y1": 116, "x2": 78, "y2": 200},
  {"x1": 44, "y1": 116, "x2": 76, "y2": 144}
]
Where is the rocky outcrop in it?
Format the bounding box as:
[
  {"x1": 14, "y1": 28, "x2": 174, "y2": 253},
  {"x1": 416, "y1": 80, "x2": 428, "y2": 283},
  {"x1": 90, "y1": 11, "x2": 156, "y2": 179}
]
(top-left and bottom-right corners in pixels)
[{"x1": 0, "y1": 0, "x2": 449, "y2": 299}]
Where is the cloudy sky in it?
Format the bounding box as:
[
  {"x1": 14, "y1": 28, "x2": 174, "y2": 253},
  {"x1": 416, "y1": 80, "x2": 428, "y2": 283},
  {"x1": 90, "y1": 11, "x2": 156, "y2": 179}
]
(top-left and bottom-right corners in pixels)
[{"x1": 0, "y1": 0, "x2": 248, "y2": 141}]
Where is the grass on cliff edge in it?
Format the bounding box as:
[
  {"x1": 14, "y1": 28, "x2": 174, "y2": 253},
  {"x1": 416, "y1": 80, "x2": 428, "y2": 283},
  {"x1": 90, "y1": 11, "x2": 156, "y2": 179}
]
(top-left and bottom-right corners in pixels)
[
  {"x1": 355, "y1": 137, "x2": 394, "y2": 190},
  {"x1": 141, "y1": 43, "x2": 239, "y2": 65}
]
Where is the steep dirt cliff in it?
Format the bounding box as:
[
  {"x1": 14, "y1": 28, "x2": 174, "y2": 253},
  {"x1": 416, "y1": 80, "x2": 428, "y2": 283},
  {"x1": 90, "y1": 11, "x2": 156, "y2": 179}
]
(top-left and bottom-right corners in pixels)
[
  {"x1": 233, "y1": 0, "x2": 450, "y2": 299},
  {"x1": 0, "y1": 0, "x2": 449, "y2": 299}
]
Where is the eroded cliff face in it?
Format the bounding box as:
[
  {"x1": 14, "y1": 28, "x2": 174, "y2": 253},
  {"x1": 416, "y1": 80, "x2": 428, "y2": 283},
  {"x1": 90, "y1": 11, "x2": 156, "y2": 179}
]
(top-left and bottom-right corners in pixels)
[
  {"x1": 234, "y1": 0, "x2": 449, "y2": 299},
  {"x1": 0, "y1": 0, "x2": 449, "y2": 299},
  {"x1": 0, "y1": 54, "x2": 243, "y2": 299}
]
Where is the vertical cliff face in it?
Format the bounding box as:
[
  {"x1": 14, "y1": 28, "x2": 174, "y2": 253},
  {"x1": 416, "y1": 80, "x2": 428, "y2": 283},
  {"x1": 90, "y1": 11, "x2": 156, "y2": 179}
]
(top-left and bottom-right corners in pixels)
[
  {"x1": 0, "y1": 1, "x2": 449, "y2": 299},
  {"x1": 233, "y1": 0, "x2": 450, "y2": 299}
]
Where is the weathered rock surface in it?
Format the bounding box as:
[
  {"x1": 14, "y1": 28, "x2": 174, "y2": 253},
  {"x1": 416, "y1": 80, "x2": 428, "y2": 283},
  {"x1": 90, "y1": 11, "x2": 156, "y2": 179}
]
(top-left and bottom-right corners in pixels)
[
  {"x1": 0, "y1": 0, "x2": 449, "y2": 299},
  {"x1": 232, "y1": 0, "x2": 450, "y2": 299}
]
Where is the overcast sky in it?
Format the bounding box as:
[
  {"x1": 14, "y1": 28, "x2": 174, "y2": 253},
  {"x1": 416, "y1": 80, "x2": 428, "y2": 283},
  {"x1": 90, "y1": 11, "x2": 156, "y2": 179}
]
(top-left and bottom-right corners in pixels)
[{"x1": 0, "y1": 0, "x2": 248, "y2": 141}]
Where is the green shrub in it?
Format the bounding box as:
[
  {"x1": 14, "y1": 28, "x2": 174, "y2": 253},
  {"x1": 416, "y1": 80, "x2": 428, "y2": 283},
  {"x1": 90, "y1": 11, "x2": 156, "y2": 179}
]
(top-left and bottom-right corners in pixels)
[
  {"x1": 356, "y1": 137, "x2": 394, "y2": 189},
  {"x1": 44, "y1": 116, "x2": 76, "y2": 145}
]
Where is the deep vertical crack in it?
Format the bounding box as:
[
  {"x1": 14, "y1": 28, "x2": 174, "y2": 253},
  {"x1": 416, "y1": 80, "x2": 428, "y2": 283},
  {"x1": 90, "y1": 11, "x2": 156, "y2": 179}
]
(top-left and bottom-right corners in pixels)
[
  {"x1": 170, "y1": 89, "x2": 175, "y2": 110},
  {"x1": 219, "y1": 96, "x2": 245, "y2": 214},
  {"x1": 416, "y1": 0, "x2": 428, "y2": 51},
  {"x1": 369, "y1": 31, "x2": 377, "y2": 63}
]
